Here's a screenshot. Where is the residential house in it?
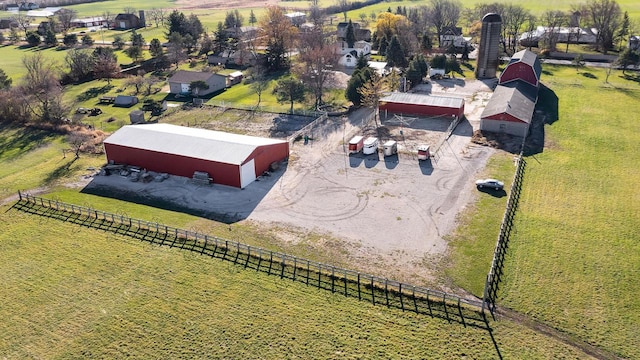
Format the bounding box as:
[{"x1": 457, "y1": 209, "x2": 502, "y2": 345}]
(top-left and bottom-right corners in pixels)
[
  {"x1": 226, "y1": 71, "x2": 243, "y2": 87},
  {"x1": 519, "y1": 26, "x2": 597, "y2": 47},
  {"x1": 19, "y1": 2, "x2": 38, "y2": 10},
  {"x1": 336, "y1": 40, "x2": 371, "y2": 68},
  {"x1": 208, "y1": 50, "x2": 263, "y2": 69},
  {"x1": 168, "y1": 70, "x2": 227, "y2": 96},
  {"x1": 439, "y1": 26, "x2": 471, "y2": 50},
  {"x1": 224, "y1": 26, "x2": 258, "y2": 40},
  {"x1": 336, "y1": 22, "x2": 371, "y2": 42}
]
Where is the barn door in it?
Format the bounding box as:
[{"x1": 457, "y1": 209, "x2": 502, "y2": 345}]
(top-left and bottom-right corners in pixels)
[{"x1": 240, "y1": 159, "x2": 256, "y2": 189}]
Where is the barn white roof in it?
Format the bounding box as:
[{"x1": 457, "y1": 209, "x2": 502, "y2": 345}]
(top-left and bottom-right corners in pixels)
[
  {"x1": 379, "y1": 93, "x2": 464, "y2": 109},
  {"x1": 104, "y1": 124, "x2": 286, "y2": 165}
]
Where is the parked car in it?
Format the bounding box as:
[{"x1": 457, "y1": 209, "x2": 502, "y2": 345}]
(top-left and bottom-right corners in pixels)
[{"x1": 475, "y1": 178, "x2": 504, "y2": 190}]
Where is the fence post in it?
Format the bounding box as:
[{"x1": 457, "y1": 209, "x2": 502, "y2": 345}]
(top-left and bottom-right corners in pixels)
[
  {"x1": 18, "y1": 190, "x2": 22, "y2": 201},
  {"x1": 399, "y1": 283, "x2": 404, "y2": 311},
  {"x1": 357, "y1": 273, "x2": 361, "y2": 300}
]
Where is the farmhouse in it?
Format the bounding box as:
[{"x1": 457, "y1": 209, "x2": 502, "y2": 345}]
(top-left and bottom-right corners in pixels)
[
  {"x1": 168, "y1": 70, "x2": 227, "y2": 96},
  {"x1": 480, "y1": 81, "x2": 537, "y2": 137},
  {"x1": 378, "y1": 93, "x2": 465, "y2": 119},
  {"x1": 499, "y1": 49, "x2": 542, "y2": 87},
  {"x1": 103, "y1": 124, "x2": 289, "y2": 189},
  {"x1": 70, "y1": 16, "x2": 107, "y2": 28}
]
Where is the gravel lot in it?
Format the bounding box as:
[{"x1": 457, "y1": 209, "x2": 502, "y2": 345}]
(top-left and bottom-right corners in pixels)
[{"x1": 84, "y1": 80, "x2": 497, "y2": 286}]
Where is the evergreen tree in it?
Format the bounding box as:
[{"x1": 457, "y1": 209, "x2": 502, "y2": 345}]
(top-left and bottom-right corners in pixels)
[
  {"x1": 149, "y1": 38, "x2": 163, "y2": 58},
  {"x1": 81, "y1": 34, "x2": 94, "y2": 46},
  {"x1": 112, "y1": 35, "x2": 125, "y2": 49},
  {"x1": 405, "y1": 60, "x2": 422, "y2": 88},
  {"x1": 0, "y1": 68, "x2": 12, "y2": 90},
  {"x1": 249, "y1": 10, "x2": 257, "y2": 25},
  {"x1": 44, "y1": 30, "x2": 57, "y2": 46},
  {"x1": 345, "y1": 19, "x2": 356, "y2": 48},
  {"x1": 26, "y1": 31, "x2": 41, "y2": 47},
  {"x1": 385, "y1": 35, "x2": 407, "y2": 68}
]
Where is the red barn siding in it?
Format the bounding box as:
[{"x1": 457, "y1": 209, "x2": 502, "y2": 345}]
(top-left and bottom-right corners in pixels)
[
  {"x1": 499, "y1": 63, "x2": 537, "y2": 87},
  {"x1": 104, "y1": 144, "x2": 242, "y2": 187},
  {"x1": 484, "y1": 112, "x2": 527, "y2": 123},
  {"x1": 379, "y1": 102, "x2": 464, "y2": 119},
  {"x1": 246, "y1": 142, "x2": 290, "y2": 174}
]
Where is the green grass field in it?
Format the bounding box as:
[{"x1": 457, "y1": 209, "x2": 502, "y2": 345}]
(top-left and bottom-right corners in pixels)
[
  {"x1": 448, "y1": 65, "x2": 640, "y2": 359},
  {"x1": 0, "y1": 203, "x2": 591, "y2": 359}
]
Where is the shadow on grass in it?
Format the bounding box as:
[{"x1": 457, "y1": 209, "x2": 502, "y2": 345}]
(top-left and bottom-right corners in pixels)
[
  {"x1": 43, "y1": 157, "x2": 79, "y2": 185},
  {"x1": 476, "y1": 187, "x2": 507, "y2": 198},
  {"x1": 0, "y1": 123, "x2": 58, "y2": 160},
  {"x1": 620, "y1": 73, "x2": 640, "y2": 84},
  {"x1": 77, "y1": 84, "x2": 115, "y2": 102},
  {"x1": 581, "y1": 72, "x2": 597, "y2": 79}
]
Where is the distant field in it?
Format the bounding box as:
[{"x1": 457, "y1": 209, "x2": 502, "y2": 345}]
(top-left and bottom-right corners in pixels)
[
  {"x1": 449, "y1": 65, "x2": 640, "y2": 359},
  {"x1": 0, "y1": 203, "x2": 591, "y2": 359}
]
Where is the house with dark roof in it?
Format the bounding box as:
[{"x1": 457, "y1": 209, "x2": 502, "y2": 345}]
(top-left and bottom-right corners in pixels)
[
  {"x1": 336, "y1": 22, "x2": 371, "y2": 42},
  {"x1": 114, "y1": 13, "x2": 142, "y2": 30},
  {"x1": 499, "y1": 49, "x2": 542, "y2": 88},
  {"x1": 168, "y1": 70, "x2": 227, "y2": 96},
  {"x1": 224, "y1": 26, "x2": 258, "y2": 39}
]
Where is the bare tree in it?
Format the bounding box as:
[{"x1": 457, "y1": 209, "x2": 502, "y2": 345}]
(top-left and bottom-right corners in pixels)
[
  {"x1": 541, "y1": 10, "x2": 567, "y2": 51},
  {"x1": 294, "y1": 27, "x2": 337, "y2": 110},
  {"x1": 123, "y1": 7, "x2": 136, "y2": 14},
  {"x1": 148, "y1": 8, "x2": 166, "y2": 27},
  {"x1": 124, "y1": 75, "x2": 144, "y2": 95},
  {"x1": 428, "y1": 0, "x2": 461, "y2": 48},
  {"x1": 102, "y1": 11, "x2": 115, "y2": 29},
  {"x1": 12, "y1": 13, "x2": 33, "y2": 38},
  {"x1": 94, "y1": 53, "x2": 120, "y2": 84},
  {"x1": 143, "y1": 76, "x2": 160, "y2": 96},
  {"x1": 57, "y1": 9, "x2": 77, "y2": 34},
  {"x1": 67, "y1": 132, "x2": 92, "y2": 159},
  {"x1": 19, "y1": 53, "x2": 67, "y2": 123},
  {"x1": 587, "y1": 0, "x2": 622, "y2": 54},
  {"x1": 502, "y1": 4, "x2": 530, "y2": 54},
  {"x1": 65, "y1": 48, "x2": 95, "y2": 82},
  {"x1": 337, "y1": 0, "x2": 350, "y2": 22},
  {"x1": 250, "y1": 65, "x2": 270, "y2": 108}
]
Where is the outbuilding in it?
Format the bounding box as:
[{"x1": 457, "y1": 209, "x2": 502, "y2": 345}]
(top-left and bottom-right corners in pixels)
[
  {"x1": 168, "y1": 70, "x2": 227, "y2": 96},
  {"x1": 480, "y1": 81, "x2": 537, "y2": 137},
  {"x1": 103, "y1": 124, "x2": 289, "y2": 189},
  {"x1": 499, "y1": 49, "x2": 542, "y2": 88},
  {"x1": 378, "y1": 93, "x2": 465, "y2": 119}
]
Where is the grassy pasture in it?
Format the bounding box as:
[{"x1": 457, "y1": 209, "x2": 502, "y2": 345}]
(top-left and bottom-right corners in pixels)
[
  {"x1": 0, "y1": 203, "x2": 591, "y2": 359},
  {"x1": 448, "y1": 65, "x2": 640, "y2": 359}
]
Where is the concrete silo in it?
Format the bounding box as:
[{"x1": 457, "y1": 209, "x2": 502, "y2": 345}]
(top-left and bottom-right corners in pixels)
[{"x1": 475, "y1": 13, "x2": 502, "y2": 79}]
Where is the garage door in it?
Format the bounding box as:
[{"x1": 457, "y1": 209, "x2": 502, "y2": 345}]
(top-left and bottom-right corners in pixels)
[{"x1": 240, "y1": 159, "x2": 256, "y2": 188}]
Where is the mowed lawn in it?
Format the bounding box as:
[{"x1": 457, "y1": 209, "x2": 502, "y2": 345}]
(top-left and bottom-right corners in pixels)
[
  {"x1": 499, "y1": 66, "x2": 640, "y2": 359},
  {"x1": 0, "y1": 205, "x2": 591, "y2": 359},
  {"x1": 445, "y1": 64, "x2": 640, "y2": 359}
]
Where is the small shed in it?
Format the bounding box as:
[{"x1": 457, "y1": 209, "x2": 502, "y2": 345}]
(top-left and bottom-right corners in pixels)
[
  {"x1": 227, "y1": 71, "x2": 243, "y2": 87},
  {"x1": 114, "y1": 95, "x2": 139, "y2": 107},
  {"x1": 379, "y1": 93, "x2": 465, "y2": 119},
  {"x1": 129, "y1": 110, "x2": 145, "y2": 124}
]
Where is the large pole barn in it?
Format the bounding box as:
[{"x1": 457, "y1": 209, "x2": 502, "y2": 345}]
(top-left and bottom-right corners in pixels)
[
  {"x1": 378, "y1": 93, "x2": 465, "y2": 119},
  {"x1": 103, "y1": 124, "x2": 289, "y2": 189}
]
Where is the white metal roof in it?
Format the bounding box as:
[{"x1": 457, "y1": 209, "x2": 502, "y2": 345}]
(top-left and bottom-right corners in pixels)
[
  {"x1": 379, "y1": 93, "x2": 464, "y2": 109},
  {"x1": 104, "y1": 124, "x2": 286, "y2": 165}
]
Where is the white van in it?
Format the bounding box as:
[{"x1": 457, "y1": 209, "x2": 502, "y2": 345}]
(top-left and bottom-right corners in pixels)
[{"x1": 363, "y1": 137, "x2": 379, "y2": 155}]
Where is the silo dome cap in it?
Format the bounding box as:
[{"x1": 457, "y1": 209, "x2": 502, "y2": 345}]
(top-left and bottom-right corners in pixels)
[{"x1": 482, "y1": 13, "x2": 502, "y2": 23}]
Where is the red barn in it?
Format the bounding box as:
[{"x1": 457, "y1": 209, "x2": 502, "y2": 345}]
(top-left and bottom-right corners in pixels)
[
  {"x1": 378, "y1": 93, "x2": 465, "y2": 119},
  {"x1": 103, "y1": 124, "x2": 289, "y2": 189},
  {"x1": 480, "y1": 81, "x2": 538, "y2": 137},
  {"x1": 498, "y1": 49, "x2": 542, "y2": 88}
]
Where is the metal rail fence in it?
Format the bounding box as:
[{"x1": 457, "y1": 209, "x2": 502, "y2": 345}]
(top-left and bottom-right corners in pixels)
[
  {"x1": 482, "y1": 155, "x2": 526, "y2": 317},
  {"x1": 15, "y1": 192, "x2": 488, "y2": 328}
]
